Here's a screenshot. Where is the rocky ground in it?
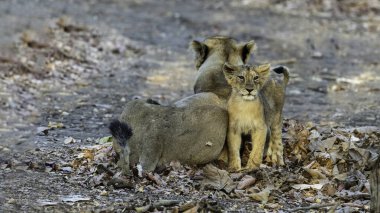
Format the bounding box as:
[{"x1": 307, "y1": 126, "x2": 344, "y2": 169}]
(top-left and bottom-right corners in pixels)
[{"x1": 0, "y1": 0, "x2": 379, "y2": 212}]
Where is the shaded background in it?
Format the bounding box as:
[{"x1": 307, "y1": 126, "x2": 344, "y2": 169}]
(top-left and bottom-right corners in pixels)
[
  {"x1": 0, "y1": 0, "x2": 379, "y2": 211},
  {"x1": 1, "y1": 0, "x2": 379, "y2": 148}
]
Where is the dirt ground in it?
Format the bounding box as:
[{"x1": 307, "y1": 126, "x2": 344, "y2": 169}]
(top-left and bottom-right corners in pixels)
[{"x1": 1, "y1": 0, "x2": 380, "y2": 212}]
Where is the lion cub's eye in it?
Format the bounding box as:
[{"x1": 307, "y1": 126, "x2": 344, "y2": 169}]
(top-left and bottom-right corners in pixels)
[
  {"x1": 237, "y1": 76, "x2": 245, "y2": 80},
  {"x1": 253, "y1": 76, "x2": 259, "y2": 80}
]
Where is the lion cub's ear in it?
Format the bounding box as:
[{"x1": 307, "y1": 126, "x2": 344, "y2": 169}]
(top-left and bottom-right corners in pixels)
[
  {"x1": 240, "y1": 40, "x2": 256, "y2": 63},
  {"x1": 222, "y1": 62, "x2": 237, "y2": 75},
  {"x1": 190, "y1": 40, "x2": 209, "y2": 70},
  {"x1": 257, "y1": 63, "x2": 271, "y2": 78}
]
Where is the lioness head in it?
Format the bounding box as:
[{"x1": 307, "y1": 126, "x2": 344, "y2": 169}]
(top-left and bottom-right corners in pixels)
[
  {"x1": 190, "y1": 36, "x2": 256, "y2": 70},
  {"x1": 223, "y1": 63, "x2": 270, "y2": 101},
  {"x1": 190, "y1": 36, "x2": 257, "y2": 99}
]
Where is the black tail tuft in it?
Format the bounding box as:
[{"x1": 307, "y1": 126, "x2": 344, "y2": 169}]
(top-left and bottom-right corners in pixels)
[
  {"x1": 272, "y1": 66, "x2": 289, "y2": 86},
  {"x1": 109, "y1": 120, "x2": 132, "y2": 147},
  {"x1": 272, "y1": 66, "x2": 285, "y2": 74}
]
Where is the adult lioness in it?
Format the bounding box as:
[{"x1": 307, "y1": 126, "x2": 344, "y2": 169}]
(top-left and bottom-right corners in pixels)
[
  {"x1": 191, "y1": 36, "x2": 256, "y2": 99},
  {"x1": 223, "y1": 63, "x2": 289, "y2": 171},
  {"x1": 110, "y1": 93, "x2": 227, "y2": 174}
]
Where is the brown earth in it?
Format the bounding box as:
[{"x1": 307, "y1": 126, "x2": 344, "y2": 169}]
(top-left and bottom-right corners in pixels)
[{"x1": 1, "y1": 0, "x2": 379, "y2": 212}]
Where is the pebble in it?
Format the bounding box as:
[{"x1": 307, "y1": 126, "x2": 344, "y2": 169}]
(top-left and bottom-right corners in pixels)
[
  {"x1": 61, "y1": 166, "x2": 73, "y2": 173},
  {"x1": 312, "y1": 51, "x2": 323, "y2": 58},
  {"x1": 64, "y1": 137, "x2": 75, "y2": 144}
]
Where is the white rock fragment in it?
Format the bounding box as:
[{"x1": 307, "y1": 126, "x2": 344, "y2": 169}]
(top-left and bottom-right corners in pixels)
[{"x1": 64, "y1": 137, "x2": 75, "y2": 144}]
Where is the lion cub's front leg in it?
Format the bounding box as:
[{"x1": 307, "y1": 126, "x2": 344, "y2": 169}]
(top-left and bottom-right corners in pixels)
[
  {"x1": 227, "y1": 128, "x2": 242, "y2": 172},
  {"x1": 245, "y1": 125, "x2": 267, "y2": 170}
]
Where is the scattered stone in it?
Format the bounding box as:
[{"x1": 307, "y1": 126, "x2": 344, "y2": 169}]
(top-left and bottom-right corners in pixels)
[
  {"x1": 36, "y1": 127, "x2": 49, "y2": 136},
  {"x1": 37, "y1": 200, "x2": 58, "y2": 206},
  {"x1": 48, "y1": 122, "x2": 65, "y2": 129},
  {"x1": 59, "y1": 195, "x2": 91, "y2": 203},
  {"x1": 312, "y1": 51, "x2": 323, "y2": 59},
  {"x1": 99, "y1": 190, "x2": 108, "y2": 196},
  {"x1": 61, "y1": 166, "x2": 73, "y2": 173},
  {"x1": 64, "y1": 137, "x2": 75, "y2": 144},
  {"x1": 107, "y1": 177, "x2": 134, "y2": 189}
]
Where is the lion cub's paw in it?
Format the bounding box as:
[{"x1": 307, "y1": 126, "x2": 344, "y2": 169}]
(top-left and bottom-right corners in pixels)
[
  {"x1": 241, "y1": 166, "x2": 258, "y2": 173},
  {"x1": 265, "y1": 155, "x2": 284, "y2": 166},
  {"x1": 228, "y1": 163, "x2": 242, "y2": 172},
  {"x1": 245, "y1": 160, "x2": 260, "y2": 171},
  {"x1": 265, "y1": 146, "x2": 285, "y2": 166}
]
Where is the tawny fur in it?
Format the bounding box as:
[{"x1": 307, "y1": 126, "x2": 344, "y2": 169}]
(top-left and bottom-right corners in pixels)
[
  {"x1": 191, "y1": 36, "x2": 256, "y2": 99},
  {"x1": 110, "y1": 37, "x2": 259, "y2": 173},
  {"x1": 191, "y1": 37, "x2": 289, "y2": 165},
  {"x1": 223, "y1": 63, "x2": 289, "y2": 171}
]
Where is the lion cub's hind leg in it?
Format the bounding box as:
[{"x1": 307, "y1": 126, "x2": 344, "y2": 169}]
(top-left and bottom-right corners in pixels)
[{"x1": 266, "y1": 115, "x2": 285, "y2": 166}]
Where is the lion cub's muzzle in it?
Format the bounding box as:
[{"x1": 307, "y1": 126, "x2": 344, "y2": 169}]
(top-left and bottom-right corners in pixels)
[{"x1": 240, "y1": 88, "x2": 258, "y2": 101}]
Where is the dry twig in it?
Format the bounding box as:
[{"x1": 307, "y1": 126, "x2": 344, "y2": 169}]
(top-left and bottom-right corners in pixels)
[{"x1": 288, "y1": 203, "x2": 339, "y2": 212}]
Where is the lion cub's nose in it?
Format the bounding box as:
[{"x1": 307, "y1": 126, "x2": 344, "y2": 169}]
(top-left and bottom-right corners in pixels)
[{"x1": 246, "y1": 88, "x2": 253, "y2": 93}]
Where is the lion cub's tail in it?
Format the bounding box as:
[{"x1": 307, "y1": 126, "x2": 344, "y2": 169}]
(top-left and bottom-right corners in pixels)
[
  {"x1": 273, "y1": 66, "x2": 289, "y2": 86},
  {"x1": 109, "y1": 120, "x2": 133, "y2": 147}
]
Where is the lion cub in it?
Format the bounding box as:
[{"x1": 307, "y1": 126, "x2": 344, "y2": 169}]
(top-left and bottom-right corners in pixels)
[{"x1": 223, "y1": 63, "x2": 289, "y2": 171}]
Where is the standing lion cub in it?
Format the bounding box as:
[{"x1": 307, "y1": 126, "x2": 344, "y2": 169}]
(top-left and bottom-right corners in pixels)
[{"x1": 223, "y1": 63, "x2": 289, "y2": 171}]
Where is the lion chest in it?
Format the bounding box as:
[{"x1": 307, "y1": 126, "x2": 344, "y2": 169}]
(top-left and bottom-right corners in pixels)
[{"x1": 228, "y1": 99, "x2": 266, "y2": 134}]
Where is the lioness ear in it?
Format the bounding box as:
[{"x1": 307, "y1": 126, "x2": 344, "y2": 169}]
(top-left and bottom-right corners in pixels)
[
  {"x1": 223, "y1": 62, "x2": 236, "y2": 74},
  {"x1": 257, "y1": 63, "x2": 271, "y2": 77},
  {"x1": 190, "y1": 40, "x2": 208, "y2": 70},
  {"x1": 241, "y1": 40, "x2": 256, "y2": 63}
]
